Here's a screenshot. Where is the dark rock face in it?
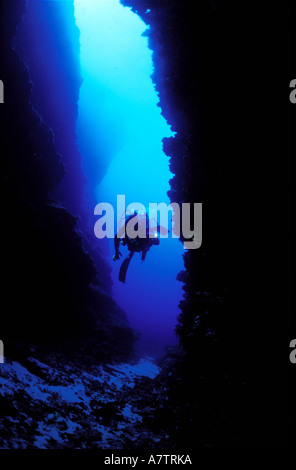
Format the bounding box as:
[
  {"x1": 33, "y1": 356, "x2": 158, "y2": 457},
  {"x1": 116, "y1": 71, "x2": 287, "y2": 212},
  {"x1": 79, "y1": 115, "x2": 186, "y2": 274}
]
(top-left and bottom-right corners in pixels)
[
  {"x1": 14, "y1": 0, "x2": 114, "y2": 293},
  {"x1": 122, "y1": 0, "x2": 291, "y2": 447},
  {"x1": 15, "y1": 0, "x2": 83, "y2": 214},
  {"x1": 0, "y1": 0, "x2": 136, "y2": 360}
]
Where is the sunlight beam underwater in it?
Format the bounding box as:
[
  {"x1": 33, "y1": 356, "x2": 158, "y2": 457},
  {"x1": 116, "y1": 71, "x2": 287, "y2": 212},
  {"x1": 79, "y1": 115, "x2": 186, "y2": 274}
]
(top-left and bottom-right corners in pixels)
[{"x1": 74, "y1": 0, "x2": 184, "y2": 354}]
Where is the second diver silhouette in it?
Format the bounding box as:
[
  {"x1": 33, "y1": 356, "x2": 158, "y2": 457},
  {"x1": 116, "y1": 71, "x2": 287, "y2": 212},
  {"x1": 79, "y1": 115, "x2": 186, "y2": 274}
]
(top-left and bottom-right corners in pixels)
[{"x1": 113, "y1": 209, "x2": 167, "y2": 283}]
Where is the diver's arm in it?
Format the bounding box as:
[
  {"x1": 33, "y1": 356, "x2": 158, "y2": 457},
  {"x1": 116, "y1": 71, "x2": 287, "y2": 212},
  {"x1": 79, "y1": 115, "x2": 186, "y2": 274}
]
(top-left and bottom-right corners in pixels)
[
  {"x1": 113, "y1": 234, "x2": 122, "y2": 261},
  {"x1": 113, "y1": 219, "x2": 127, "y2": 261}
]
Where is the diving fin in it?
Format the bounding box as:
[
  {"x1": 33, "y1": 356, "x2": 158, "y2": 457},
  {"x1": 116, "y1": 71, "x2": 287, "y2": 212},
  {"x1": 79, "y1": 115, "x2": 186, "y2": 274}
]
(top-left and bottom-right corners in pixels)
[{"x1": 119, "y1": 252, "x2": 134, "y2": 283}]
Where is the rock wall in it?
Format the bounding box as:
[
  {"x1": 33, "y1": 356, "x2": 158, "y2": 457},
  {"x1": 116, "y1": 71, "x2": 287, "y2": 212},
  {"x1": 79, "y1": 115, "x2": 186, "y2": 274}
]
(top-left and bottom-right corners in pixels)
[
  {"x1": 121, "y1": 0, "x2": 291, "y2": 446},
  {"x1": 0, "y1": 0, "x2": 136, "y2": 361}
]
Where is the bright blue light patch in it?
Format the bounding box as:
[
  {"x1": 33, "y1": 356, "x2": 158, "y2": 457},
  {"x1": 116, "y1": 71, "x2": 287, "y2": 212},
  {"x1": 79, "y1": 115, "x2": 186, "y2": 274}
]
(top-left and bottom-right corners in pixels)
[{"x1": 74, "y1": 0, "x2": 184, "y2": 353}]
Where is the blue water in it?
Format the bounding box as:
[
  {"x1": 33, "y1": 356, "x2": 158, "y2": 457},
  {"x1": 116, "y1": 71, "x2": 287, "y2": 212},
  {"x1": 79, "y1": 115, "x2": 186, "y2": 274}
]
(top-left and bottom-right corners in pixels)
[{"x1": 74, "y1": 0, "x2": 184, "y2": 354}]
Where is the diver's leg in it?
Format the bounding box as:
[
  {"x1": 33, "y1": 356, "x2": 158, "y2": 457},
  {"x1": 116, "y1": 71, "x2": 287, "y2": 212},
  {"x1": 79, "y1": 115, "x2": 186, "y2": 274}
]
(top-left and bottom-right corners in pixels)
[
  {"x1": 141, "y1": 249, "x2": 148, "y2": 261},
  {"x1": 119, "y1": 251, "x2": 134, "y2": 283}
]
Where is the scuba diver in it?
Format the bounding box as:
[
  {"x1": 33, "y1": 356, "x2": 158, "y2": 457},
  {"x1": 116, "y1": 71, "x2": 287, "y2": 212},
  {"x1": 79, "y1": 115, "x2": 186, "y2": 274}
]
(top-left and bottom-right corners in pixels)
[{"x1": 113, "y1": 209, "x2": 164, "y2": 283}]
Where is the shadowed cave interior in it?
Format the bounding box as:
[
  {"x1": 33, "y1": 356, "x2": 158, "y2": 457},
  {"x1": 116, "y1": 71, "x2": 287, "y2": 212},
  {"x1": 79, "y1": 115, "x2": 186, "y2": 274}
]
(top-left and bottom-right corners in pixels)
[{"x1": 0, "y1": 0, "x2": 291, "y2": 449}]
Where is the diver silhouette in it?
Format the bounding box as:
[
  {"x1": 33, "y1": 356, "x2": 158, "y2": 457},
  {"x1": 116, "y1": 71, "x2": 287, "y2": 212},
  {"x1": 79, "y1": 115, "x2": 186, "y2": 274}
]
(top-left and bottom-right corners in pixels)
[{"x1": 113, "y1": 210, "x2": 162, "y2": 283}]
